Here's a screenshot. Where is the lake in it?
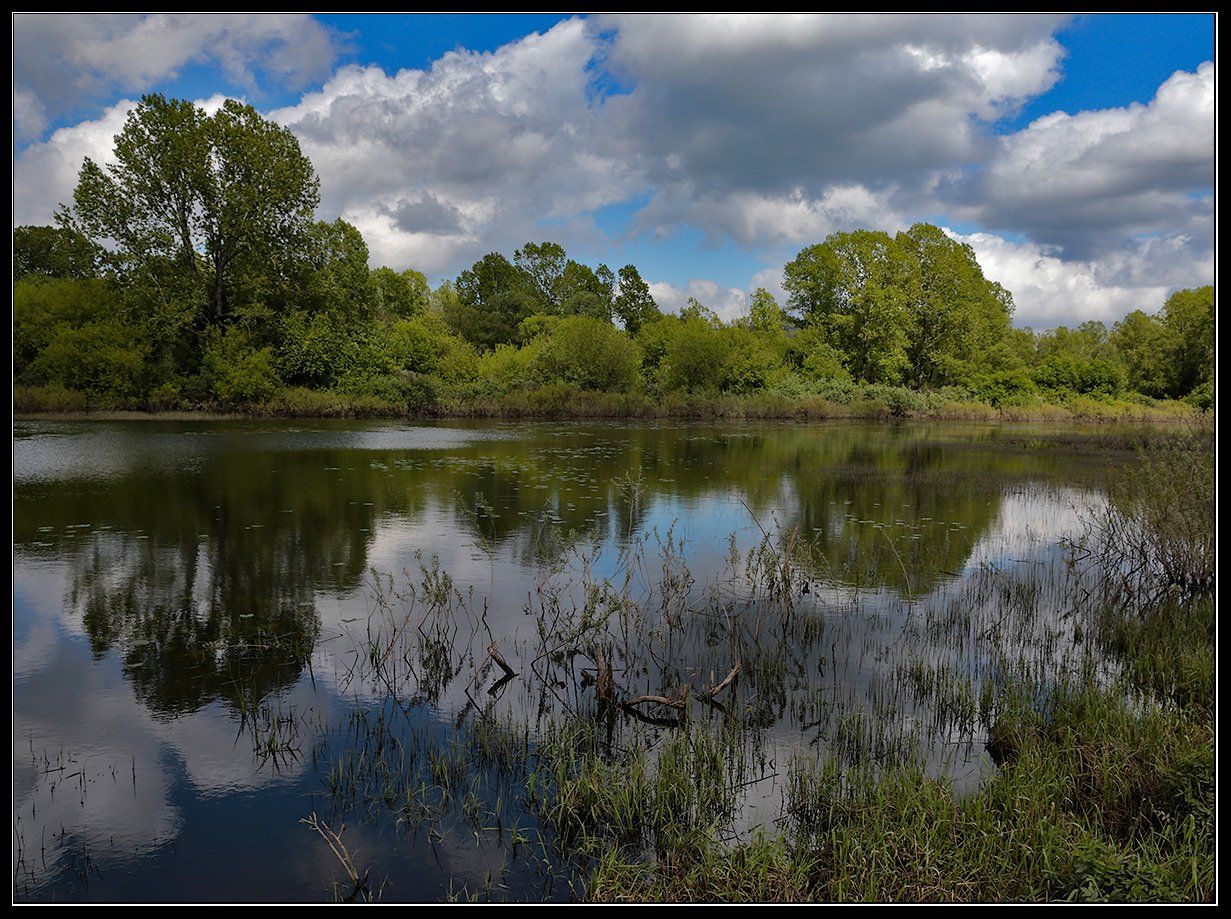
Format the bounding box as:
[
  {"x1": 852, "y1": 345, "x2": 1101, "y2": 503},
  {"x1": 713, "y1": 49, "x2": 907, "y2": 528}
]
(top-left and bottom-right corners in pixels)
[{"x1": 13, "y1": 418, "x2": 1132, "y2": 902}]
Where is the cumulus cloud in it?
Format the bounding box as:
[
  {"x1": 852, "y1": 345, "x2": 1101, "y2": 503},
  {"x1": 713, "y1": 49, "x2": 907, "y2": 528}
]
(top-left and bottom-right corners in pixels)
[
  {"x1": 950, "y1": 230, "x2": 1209, "y2": 328},
  {"x1": 11, "y1": 14, "x2": 1215, "y2": 329},
  {"x1": 13, "y1": 14, "x2": 343, "y2": 138},
  {"x1": 13, "y1": 94, "x2": 231, "y2": 227},
  {"x1": 649, "y1": 278, "x2": 749, "y2": 321},
  {"x1": 267, "y1": 19, "x2": 635, "y2": 273},
  {"x1": 956, "y1": 62, "x2": 1214, "y2": 259},
  {"x1": 596, "y1": 14, "x2": 1067, "y2": 240},
  {"x1": 13, "y1": 99, "x2": 136, "y2": 226}
]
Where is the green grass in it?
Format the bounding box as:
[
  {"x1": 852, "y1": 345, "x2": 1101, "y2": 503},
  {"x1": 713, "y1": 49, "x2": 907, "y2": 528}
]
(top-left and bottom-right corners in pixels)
[{"x1": 589, "y1": 662, "x2": 1213, "y2": 903}]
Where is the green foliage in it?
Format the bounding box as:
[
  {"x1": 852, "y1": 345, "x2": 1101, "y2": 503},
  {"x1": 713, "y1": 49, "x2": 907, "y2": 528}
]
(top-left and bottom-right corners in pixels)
[
  {"x1": 202, "y1": 327, "x2": 280, "y2": 404},
  {"x1": 448, "y1": 252, "x2": 539, "y2": 349},
  {"x1": 14, "y1": 225, "x2": 101, "y2": 280},
  {"x1": 291, "y1": 218, "x2": 374, "y2": 318},
  {"x1": 11, "y1": 101, "x2": 1214, "y2": 421},
  {"x1": 1035, "y1": 353, "x2": 1126, "y2": 397},
  {"x1": 660, "y1": 317, "x2": 731, "y2": 393},
  {"x1": 14, "y1": 277, "x2": 115, "y2": 376},
  {"x1": 372, "y1": 267, "x2": 430, "y2": 318},
  {"x1": 719, "y1": 325, "x2": 785, "y2": 394},
  {"x1": 61, "y1": 94, "x2": 319, "y2": 327},
  {"x1": 1159, "y1": 286, "x2": 1214, "y2": 398},
  {"x1": 29, "y1": 318, "x2": 148, "y2": 399},
  {"x1": 787, "y1": 324, "x2": 850, "y2": 384},
  {"x1": 277, "y1": 311, "x2": 360, "y2": 388},
  {"x1": 783, "y1": 224, "x2": 1013, "y2": 387},
  {"x1": 530, "y1": 316, "x2": 642, "y2": 392},
  {"x1": 613, "y1": 265, "x2": 660, "y2": 335},
  {"x1": 1112, "y1": 310, "x2": 1171, "y2": 398}
]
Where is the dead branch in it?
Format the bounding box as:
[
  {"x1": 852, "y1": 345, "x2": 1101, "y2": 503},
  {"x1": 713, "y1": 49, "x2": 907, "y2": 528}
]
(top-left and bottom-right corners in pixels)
[
  {"x1": 700, "y1": 662, "x2": 740, "y2": 700},
  {"x1": 487, "y1": 641, "x2": 516, "y2": 678},
  {"x1": 622, "y1": 682, "x2": 691, "y2": 710}
]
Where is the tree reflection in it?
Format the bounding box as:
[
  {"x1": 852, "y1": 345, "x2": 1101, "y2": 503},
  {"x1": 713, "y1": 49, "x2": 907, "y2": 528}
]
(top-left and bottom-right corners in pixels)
[{"x1": 14, "y1": 420, "x2": 1091, "y2": 718}]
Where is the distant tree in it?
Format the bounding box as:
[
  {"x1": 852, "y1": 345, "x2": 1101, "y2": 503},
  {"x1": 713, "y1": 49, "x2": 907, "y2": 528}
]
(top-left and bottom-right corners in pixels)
[
  {"x1": 296, "y1": 218, "x2": 373, "y2": 318},
  {"x1": 531, "y1": 316, "x2": 641, "y2": 391},
  {"x1": 896, "y1": 223, "x2": 1012, "y2": 387},
  {"x1": 784, "y1": 224, "x2": 1013, "y2": 386},
  {"x1": 514, "y1": 241, "x2": 568, "y2": 313},
  {"x1": 372, "y1": 267, "x2": 431, "y2": 318},
  {"x1": 613, "y1": 264, "x2": 660, "y2": 335},
  {"x1": 1159, "y1": 286, "x2": 1214, "y2": 397},
  {"x1": 60, "y1": 94, "x2": 319, "y2": 327},
  {"x1": 1111, "y1": 310, "x2": 1171, "y2": 398},
  {"x1": 661, "y1": 316, "x2": 730, "y2": 392},
  {"x1": 449, "y1": 252, "x2": 538, "y2": 350},
  {"x1": 557, "y1": 260, "x2": 613, "y2": 321},
  {"x1": 14, "y1": 225, "x2": 101, "y2": 280},
  {"x1": 783, "y1": 230, "x2": 912, "y2": 384},
  {"x1": 744, "y1": 287, "x2": 787, "y2": 336}
]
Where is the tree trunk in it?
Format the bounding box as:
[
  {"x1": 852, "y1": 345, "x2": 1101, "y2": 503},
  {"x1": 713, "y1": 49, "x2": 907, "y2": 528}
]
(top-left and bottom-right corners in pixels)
[{"x1": 212, "y1": 262, "x2": 225, "y2": 324}]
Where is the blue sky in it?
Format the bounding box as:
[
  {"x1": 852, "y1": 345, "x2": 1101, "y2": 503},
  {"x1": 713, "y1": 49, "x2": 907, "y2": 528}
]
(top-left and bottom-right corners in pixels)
[{"x1": 12, "y1": 14, "x2": 1216, "y2": 327}]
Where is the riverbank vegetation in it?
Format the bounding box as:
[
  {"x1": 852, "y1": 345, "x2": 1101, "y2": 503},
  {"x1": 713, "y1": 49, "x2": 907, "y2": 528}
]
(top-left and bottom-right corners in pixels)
[{"x1": 13, "y1": 95, "x2": 1215, "y2": 422}]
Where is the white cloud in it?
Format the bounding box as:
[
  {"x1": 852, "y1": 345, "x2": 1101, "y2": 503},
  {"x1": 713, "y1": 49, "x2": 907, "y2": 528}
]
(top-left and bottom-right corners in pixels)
[
  {"x1": 949, "y1": 230, "x2": 1208, "y2": 328},
  {"x1": 13, "y1": 89, "x2": 48, "y2": 140},
  {"x1": 13, "y1": 14, "x2": 343, "y2": 136},
  {"x1": 11, "y1": 15, "x2": 1214, "y2": 330},
  {"x1": 596, "y1": 14, "x2": 1066, "y2": 237},
  {"x1": 961, "y1": 62, "x2": 1215, "y2": 258},
  {"x1": 13, "y1": 99, "x2": 136, "y2": 226},
  {"x1": 13, "y1": 94, "x2": 231, "y2": 227},
  {"x1": 649, "y1": 278, "x2": 749, "y2": 322},
  {"x1": 268, "y1": 20, "x2": 634, "y2": 273}
]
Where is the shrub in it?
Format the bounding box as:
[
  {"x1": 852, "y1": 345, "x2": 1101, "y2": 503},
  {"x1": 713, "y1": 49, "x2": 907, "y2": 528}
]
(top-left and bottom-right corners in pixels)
[
  {"x1": 660, "y1": 318, "x2": 730, "y2": 393},
  {"x1": 531, "y1": 317, "x2": 642, "y2": 392},
  {"x1": 28, "y1": 319, "x2": 148, "y2": 399},
  {"x1": 203, "y1": 327, "x2": 281, "y2": 404}
]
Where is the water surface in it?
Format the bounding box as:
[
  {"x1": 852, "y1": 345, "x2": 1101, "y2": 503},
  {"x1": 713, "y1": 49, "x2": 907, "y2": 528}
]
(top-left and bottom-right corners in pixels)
[{"x1": 12, "y1": 418, "x2": 1128, "y2": 902}]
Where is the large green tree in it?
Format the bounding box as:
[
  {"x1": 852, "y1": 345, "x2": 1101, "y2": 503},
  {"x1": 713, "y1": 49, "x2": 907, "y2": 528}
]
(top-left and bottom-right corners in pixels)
[
  {"x1": 783, "y1": 229, "x2": 913, "y2": 384},
  {"x1": 1159, "y1": 286, "x2": 1214, "y2": 397},
  {"x1": 782, "y1": 224, "x2": 1013, "y2": 386},
  {"x1": 59, "y1": 94, "x2": 320, "y2": 328},
  {"x1": 897, "y1": 223, "x2": 1013, "y2": 387}
]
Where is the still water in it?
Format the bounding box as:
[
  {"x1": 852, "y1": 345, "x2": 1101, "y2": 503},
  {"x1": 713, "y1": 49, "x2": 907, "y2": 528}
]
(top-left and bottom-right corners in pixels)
[{"x1": 12, "y1": 419, "x2": 1127, "y2": 902}]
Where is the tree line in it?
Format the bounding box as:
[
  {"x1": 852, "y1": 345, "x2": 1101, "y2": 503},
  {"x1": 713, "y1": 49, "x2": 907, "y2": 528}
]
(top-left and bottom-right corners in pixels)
[{"x1": 13, "y1": 94, "x2": 1215, "y2": 414}]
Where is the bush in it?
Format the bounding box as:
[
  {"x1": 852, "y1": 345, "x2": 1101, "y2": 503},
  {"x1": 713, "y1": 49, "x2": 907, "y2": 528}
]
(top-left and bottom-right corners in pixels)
[
  {"x1": 277, "y1": 311, "x2": 359, "y2": 387},
  {"x1": 14, "y1": 383, "x2": 90, "y2": 413},
  {"x1": 203, "y1": 327, "x2": 281, "y2": 404},
  {"x1": 967, "y1": 368, "x2": 1037, "y2": 405},
  {"x1": 531, "y1": 317, "x2": 642, "y2": 392},
  {"x1": 1185, "y1": 380, "x2": 1214, "y2": 411},
  {"x1": 660, "y1": 318, "x2": 730, "y2": 393},
  {"x1": 28, "y1": 319, "x2": 148, "y2": 399}
]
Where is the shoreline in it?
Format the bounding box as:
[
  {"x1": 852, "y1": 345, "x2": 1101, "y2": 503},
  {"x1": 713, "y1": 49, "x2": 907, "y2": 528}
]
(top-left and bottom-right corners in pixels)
[{"x1": 13, "y1": 402, "x2": 1206, "y2": 425}]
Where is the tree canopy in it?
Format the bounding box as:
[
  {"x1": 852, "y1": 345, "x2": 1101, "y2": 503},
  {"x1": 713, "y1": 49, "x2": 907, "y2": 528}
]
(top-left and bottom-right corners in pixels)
[
  {"x1": 59, "y1": 94, "x2": 320, "y2": 328},
  {"x1": 12, "y1": 93, "x2": 1215, "y2": 418}
]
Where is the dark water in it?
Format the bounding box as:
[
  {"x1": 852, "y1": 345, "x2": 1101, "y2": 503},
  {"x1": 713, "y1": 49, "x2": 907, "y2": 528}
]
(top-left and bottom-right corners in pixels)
[{"x1": 12, "y1": 419, "x2": 1126, "y2": 902}]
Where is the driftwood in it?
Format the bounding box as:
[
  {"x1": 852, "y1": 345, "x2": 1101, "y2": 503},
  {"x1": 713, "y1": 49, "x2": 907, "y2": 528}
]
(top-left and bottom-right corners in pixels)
[
  {"x1": 623, "y1": 682, "x2": 691, "y2": 710},
  {"x1": 596, "y1": 653, "x2": 615, "y2": 703},
  {"x1": 699, "y1": 662, "x2": 740, "y2": 700},
  {"x1": 487, "y1": 641, "x2": 516, "y2": 678}
]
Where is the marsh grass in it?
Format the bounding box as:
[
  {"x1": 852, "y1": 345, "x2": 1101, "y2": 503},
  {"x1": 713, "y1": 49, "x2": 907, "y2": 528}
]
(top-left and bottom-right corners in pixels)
[{"x1": 290, "y1": 431, "x2": 1212, "y2": 903}]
